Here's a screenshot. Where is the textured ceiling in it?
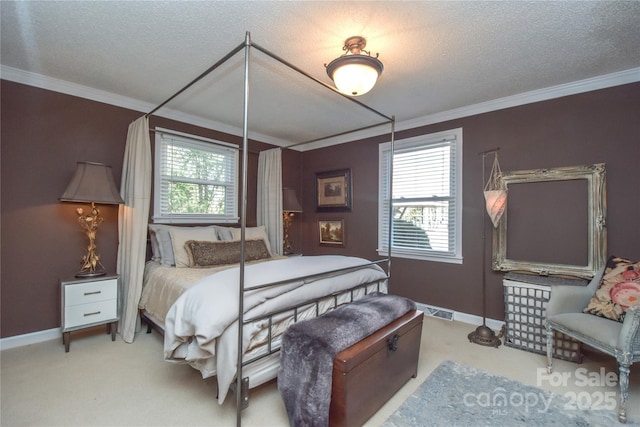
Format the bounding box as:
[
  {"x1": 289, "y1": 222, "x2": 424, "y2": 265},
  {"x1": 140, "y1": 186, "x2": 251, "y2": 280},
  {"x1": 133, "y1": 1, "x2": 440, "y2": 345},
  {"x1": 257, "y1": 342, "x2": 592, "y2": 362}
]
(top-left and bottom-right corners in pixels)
[{"x1": 2, "y1": 1, "x2": 640, "y2": 147}]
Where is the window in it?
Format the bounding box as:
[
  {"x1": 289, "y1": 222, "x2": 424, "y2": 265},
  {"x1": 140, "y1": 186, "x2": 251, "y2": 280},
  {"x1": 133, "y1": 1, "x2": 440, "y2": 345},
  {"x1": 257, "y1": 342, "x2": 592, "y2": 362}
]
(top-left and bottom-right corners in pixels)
[
  {"x1": 378, "y1": 128, "x2": 462, "y2": 263},
  {"x1": 153, "y1": 128, "x2": 239, "y2": 224}
]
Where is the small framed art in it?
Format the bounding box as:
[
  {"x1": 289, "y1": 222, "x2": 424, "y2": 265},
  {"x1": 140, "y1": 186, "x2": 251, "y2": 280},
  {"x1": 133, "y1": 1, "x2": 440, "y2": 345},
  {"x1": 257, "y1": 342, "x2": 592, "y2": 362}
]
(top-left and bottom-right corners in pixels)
[
  {"x1": 318, "y1": 219, "x2": 345, "y2": 247},
  {"x1": 315, "y1": 169, "x2": 352, "y2": 212}
]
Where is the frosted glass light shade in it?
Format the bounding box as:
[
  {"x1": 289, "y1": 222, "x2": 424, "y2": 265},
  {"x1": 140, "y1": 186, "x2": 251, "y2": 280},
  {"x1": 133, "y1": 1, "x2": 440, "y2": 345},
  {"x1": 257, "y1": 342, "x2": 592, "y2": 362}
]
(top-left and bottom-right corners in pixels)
[
  {"x1": 331, "y1": 61, "x2": 380, "y2": 96},
  {"x1": 326, "y1": 49, "x2": 383, "y2": 96}
]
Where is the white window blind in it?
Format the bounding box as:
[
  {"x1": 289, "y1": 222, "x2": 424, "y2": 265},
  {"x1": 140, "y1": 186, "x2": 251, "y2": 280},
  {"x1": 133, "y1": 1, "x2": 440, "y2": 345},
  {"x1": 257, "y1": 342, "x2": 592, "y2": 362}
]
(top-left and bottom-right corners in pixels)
[
  {"x1": 378, "y1": 128, "x2": 463, "y2": 263},
  {"x1": 153, "y1": 129, "x2": 239, "y2": 223}
]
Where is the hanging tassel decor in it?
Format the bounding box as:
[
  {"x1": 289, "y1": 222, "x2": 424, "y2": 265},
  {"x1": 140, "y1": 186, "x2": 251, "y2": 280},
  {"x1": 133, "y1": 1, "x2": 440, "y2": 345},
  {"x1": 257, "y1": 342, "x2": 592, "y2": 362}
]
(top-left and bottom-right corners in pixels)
[{"x1": 483, "y1": 153, "x2": 507, "y2": 228}]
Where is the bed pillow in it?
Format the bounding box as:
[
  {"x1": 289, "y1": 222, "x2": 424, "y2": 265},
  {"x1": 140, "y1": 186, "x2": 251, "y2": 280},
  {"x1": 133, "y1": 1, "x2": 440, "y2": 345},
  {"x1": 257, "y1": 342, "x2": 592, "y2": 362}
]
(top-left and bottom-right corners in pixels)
[
  {"x1": 185, "y1": 239, "x2": 272, "y2": 267},
  {"x1": 583, "y1": 256, "x2": 640, "y2": 322},
  {"x1": 148, "y1": 228, "x2": 161, "y2": 262},
  {"x1": 212, "y1": 225, "x2": 234, "y2": 241},
  {"x1": 170, "y1": 227, "x2": 220, "y2": 268},
  {"x1": 230, "y1": 225, "x2": 273, "y2": 255},
  {"x1": 148, "y1": 224, "x2": 224, "y2": 266},
  {"x1": 148, "y1": 224, "x2": 176, "y2": 266}
]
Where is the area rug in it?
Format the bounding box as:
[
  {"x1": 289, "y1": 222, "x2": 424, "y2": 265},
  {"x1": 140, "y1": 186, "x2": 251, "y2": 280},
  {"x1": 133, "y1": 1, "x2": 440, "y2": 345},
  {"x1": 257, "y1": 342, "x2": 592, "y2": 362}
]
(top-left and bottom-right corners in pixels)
[{"x1": 382, "y1": 360, "x2": 638, "y2": 427}]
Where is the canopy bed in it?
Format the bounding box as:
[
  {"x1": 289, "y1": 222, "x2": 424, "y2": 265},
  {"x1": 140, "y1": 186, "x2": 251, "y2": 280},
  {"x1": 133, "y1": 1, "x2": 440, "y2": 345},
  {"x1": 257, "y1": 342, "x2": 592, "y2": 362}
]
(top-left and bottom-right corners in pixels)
[{"x1": 119, "y1": 32, "x2": 396, "y2": 425}]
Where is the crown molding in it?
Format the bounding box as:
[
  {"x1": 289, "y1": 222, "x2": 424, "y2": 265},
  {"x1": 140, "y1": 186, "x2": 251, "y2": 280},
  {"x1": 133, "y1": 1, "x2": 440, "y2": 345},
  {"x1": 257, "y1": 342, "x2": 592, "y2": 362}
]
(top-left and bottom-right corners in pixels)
[
  {"x1": 0, "y1": 65, "x2": 291, "y2": 148},
  {"x1": 1, "y1": 65, "x2": 154, "y2": 111},
  {"x1": 394, "y1": 67, "x2": 640, "y2": 134},
  {"x1": 297, "y1": 67, "x2": 640, "y2": 151},
  {"x1": 3, "y1": 65, "x2": 638, "y2": 152}
]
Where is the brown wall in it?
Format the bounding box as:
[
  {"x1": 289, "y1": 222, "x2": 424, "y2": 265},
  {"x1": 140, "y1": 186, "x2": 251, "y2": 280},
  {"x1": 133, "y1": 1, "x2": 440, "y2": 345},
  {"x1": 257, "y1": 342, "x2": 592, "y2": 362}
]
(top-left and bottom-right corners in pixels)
[
  {"x1": 2, "y1": 79, "x2": 638, "y2": 338},
  {"x1": 301, "y1": 82, "x2": 640, "y2": 319},
  {"x1": 0, "y1": 80, "x2": 290, "y2": 338}
]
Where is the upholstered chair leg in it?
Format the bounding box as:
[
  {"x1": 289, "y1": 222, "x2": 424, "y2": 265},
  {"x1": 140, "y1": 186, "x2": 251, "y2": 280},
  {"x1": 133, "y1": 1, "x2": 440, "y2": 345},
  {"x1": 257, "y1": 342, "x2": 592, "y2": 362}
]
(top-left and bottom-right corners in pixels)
[
  {"x1": 618, "y1": 363, "x2": 630, "y2": 423},
  {"x1": 545, "y1": 322, "x2": 554, "y2": 374}
]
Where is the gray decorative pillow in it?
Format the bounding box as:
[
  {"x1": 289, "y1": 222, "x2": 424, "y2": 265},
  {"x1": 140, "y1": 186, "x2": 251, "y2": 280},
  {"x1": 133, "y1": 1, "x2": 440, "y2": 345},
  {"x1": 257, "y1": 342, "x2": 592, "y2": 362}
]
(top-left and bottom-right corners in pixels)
[
  {"x1": 148, "y1": 224, "x2": 175, "y2": 266},
  {"x1": 185, "y1": 239, "x2": 272, "y2": 267},
  {"x1": 212, "y1": 225, "x2": 234, "y2": 241}
]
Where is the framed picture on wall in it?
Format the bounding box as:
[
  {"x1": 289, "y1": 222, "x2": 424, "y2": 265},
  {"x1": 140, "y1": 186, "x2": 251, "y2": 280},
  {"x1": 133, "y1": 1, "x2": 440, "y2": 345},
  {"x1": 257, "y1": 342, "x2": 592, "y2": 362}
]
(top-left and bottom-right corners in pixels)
[
  {"x1": 319, "y1": 219, "x2": 345, "y2": 247},
  {"x1": 316, "y1": 169, "x2": 352, "y2": 212}
]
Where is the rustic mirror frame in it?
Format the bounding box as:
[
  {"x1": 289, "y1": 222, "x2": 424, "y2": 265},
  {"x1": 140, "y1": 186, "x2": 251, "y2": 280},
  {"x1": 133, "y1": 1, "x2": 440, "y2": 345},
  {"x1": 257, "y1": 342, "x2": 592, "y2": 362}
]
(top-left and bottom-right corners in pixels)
[{"x1": 492, "y1": 163, "x2": 607, "y2": 279}]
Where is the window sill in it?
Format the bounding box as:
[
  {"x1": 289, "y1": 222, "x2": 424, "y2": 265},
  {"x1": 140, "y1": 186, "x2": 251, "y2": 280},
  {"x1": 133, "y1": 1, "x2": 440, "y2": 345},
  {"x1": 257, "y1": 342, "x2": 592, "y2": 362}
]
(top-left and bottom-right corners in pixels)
[{"x1": 377, "y1": 249, "x2": 463, "y2": 264}]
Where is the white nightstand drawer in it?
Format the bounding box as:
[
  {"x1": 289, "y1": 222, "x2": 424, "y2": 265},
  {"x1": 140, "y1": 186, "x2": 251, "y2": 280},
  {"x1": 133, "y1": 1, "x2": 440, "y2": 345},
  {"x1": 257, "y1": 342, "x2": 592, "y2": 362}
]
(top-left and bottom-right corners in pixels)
[
  {"x1": 64, "y1": 278, "x2": 117, "y2": 306},
  {"x1": 60, "y1": 275, "x2": 119, "y2": 351},
  {"x1": 64, "y1": 299, "x2": 117, "y2": 329}
]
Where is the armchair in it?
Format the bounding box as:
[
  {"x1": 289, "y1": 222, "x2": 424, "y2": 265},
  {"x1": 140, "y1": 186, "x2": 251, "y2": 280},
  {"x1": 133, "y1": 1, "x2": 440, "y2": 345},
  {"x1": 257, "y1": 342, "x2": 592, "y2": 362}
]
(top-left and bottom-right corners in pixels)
[{"x1": 546, "y1": 267, "x2": 640, "y2": 423}]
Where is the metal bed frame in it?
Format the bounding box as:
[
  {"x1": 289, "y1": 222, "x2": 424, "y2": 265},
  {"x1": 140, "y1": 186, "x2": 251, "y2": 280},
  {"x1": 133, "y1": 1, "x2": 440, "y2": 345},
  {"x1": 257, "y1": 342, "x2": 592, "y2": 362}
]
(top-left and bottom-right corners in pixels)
[
  {"x1": 227, "y1": 272, "x2": 388, "y2": 410},
  {"x1": 144, "y1": 32, "x2": 396, "y2": 427}
]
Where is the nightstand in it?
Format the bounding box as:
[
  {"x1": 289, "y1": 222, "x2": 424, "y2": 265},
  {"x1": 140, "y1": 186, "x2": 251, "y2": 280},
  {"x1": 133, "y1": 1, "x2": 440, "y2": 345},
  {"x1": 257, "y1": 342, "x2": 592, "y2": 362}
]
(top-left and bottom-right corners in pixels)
[{"x1": 61, "y1": 275, "x2": 119, "y2": 352}]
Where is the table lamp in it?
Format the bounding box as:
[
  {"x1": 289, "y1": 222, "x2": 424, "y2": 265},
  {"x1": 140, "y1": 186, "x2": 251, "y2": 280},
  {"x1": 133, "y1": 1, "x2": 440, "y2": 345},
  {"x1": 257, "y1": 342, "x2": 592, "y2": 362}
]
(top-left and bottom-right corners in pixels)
[
  {"x1": 282, "y1": 188, "x2": 302, "y2": 255},
  {"x1": 59, "y1": 161, "x2": 124, "y2": 277}
]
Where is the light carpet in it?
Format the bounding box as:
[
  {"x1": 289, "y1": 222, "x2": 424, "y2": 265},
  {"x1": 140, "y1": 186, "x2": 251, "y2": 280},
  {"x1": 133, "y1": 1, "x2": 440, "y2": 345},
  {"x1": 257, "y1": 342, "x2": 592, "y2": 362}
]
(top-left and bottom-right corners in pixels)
[{"x1": 383, "y1": 360, "x2": 639, "y2": 427}]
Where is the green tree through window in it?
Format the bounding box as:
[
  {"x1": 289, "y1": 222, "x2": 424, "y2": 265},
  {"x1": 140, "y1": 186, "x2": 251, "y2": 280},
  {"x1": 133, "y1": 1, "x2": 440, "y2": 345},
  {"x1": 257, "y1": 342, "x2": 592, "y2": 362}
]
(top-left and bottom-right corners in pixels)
[{"x1": 154, "y1": 130, "x2": 239, "y2": 223}]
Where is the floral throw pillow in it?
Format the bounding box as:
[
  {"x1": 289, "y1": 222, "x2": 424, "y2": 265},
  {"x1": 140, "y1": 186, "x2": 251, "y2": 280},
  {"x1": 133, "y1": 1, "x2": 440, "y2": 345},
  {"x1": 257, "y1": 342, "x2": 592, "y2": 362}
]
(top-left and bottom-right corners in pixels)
[{"x1": 584, "y1": 256, "x2": 640, "y2": 322}]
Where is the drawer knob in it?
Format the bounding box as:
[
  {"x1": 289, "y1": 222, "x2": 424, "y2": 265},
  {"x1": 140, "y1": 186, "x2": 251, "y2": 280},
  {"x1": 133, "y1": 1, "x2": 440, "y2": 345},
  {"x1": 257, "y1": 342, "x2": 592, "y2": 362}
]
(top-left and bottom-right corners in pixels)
[
  {"x1": 84, "y1": 291, "x2": 101, "y2": 296},
  {"x1": 387, "y1": 333, "x2": 400, "y2": 352},
  {"x1": 84, "y1": 311, "x2": 101, "y2": 317}
]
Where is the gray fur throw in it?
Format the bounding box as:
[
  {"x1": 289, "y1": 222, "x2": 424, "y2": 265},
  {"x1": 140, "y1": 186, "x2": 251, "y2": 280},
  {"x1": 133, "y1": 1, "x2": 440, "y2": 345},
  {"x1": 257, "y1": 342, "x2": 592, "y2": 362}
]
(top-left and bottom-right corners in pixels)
[{"x1": 277, "y1": 292, "x2": 416, "y2": 427}]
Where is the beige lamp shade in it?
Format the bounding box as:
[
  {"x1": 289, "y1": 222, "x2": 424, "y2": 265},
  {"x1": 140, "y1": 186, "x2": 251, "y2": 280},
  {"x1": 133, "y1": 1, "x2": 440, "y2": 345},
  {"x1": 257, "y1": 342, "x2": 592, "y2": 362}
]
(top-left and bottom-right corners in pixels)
[
  {"x1": 283, "y1": 187, "x2": 302, "y2": 212},
  {"x1": 483, "y1": 153, "x2": 507, "y2": 228},
  {"x1": 60, "y1": 161, "x2": 124, "y2": 205},
  {"x1": 484, "y1": 189, "x2": 507, "y2": 228}
]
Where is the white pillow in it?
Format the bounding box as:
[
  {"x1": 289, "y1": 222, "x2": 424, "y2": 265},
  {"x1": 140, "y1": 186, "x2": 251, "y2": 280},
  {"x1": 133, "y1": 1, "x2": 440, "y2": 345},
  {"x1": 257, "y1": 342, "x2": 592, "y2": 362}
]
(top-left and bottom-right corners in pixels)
[
  {"x1": 230, "y1": 225, "x2": 273, "y2": 255},
  {"x1": 170, "y1": 227, "x2": 219, "y2": 268}
]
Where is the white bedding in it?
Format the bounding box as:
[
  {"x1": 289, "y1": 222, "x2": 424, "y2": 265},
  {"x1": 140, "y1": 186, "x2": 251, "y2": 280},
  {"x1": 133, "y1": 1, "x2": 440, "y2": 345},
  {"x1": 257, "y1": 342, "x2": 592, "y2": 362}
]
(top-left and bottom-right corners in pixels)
[
  {"x1": 139, "y1": 258, "x2": 282, "y2": 325},
  {"x1": 161, "y1": 255, "x2": 388, "y2": 403}
]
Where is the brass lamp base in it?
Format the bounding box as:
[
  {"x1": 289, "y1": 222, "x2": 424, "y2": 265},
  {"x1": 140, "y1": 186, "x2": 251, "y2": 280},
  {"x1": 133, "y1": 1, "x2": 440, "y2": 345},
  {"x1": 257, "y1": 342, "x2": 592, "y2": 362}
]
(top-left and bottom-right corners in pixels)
[
  {"x1": 468, "y1": 325, "x2": 502, "y2": 348},
  {"x1": 74, "y1": 202, "x2": 106, "y2": 278},
  {"x1": 283, "y1": 211, "x2": 295, "y2": 255}
]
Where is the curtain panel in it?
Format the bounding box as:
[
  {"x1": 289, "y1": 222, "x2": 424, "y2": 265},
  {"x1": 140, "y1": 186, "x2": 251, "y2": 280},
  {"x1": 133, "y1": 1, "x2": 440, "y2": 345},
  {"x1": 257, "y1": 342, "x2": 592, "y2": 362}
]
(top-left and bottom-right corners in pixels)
[
  {"x1": 117, "y1": 116, "x2": 152, "y2": 343},
  {"x1": 257, "y1": 148, "x2": 283, "y2": 256}
]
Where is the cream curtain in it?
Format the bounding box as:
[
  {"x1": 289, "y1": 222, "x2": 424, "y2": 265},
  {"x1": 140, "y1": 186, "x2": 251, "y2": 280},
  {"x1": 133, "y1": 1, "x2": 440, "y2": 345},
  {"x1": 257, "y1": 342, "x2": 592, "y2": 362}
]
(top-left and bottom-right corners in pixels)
[
  {"x1": 117, "y1": 116, "x2": 152, "y2": 343},
  {"x1": 257, "y1": 148, "x2": 283, "y2": 256}
]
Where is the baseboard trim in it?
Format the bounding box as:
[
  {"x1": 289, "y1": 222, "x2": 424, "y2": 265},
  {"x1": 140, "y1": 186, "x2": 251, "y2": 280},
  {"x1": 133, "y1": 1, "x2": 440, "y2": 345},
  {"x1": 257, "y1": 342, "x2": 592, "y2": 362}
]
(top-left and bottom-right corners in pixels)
[
  {"x1": 2, "y1": 304, "x2": 506, "y2": 350},
  {"x1": 454, "y1": 311, "x2": 505, "y2": 333},
  {"x1": 416, "y1": 302, "x2": 454, "y2": 321},
  {"x1": 416, "y1": 302, "x2": 505, "y2": 332},
  {"x1": 0, "y1": 327, "x2": 61, "y2": 351}
]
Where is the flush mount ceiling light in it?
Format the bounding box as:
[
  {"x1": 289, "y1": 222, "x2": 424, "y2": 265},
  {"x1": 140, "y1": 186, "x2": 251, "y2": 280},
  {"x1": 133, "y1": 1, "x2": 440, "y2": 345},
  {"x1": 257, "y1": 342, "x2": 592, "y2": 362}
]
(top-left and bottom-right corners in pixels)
[{"x1": 325, "y1": 36, "x2": 384, "y2": 96}]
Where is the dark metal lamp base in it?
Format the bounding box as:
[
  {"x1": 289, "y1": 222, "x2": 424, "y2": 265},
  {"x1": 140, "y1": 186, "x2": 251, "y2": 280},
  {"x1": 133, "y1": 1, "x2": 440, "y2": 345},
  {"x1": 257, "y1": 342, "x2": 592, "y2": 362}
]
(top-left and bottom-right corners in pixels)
[
  {"x1": 468, "y1": 325, "x2": 502, "y2": 348},
  {"x1": 75, "y1": 270, "x2": 106, "y2": 278}
]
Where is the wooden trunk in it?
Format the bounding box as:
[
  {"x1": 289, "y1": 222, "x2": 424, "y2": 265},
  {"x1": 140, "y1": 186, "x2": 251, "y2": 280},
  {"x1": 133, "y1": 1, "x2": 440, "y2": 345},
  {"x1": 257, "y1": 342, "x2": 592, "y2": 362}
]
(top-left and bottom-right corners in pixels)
[{"x1": 329, "y1": 310, "x2": 424, "y2": 427}]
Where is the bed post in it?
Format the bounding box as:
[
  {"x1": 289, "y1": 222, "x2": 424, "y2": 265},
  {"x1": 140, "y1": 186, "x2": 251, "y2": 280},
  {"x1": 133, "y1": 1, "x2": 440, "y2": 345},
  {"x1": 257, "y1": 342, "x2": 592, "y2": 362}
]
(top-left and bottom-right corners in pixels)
[
  {"x1": 235, "y1": 31, "x2": 252, "y2": 427},
  {"x1": 144, "y1": 30, "x2": 396, "y2": 426},
  {"x1": 386, "y1": 116, "x2": 396, "y2": 291}
]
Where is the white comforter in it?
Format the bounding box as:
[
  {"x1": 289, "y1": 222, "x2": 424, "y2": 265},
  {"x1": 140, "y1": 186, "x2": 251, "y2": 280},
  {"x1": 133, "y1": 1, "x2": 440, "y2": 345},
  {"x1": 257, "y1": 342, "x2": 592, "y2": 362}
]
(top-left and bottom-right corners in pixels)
[{"x1": 163, "y1": 255, "x2": 387, "y2": 403}]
